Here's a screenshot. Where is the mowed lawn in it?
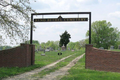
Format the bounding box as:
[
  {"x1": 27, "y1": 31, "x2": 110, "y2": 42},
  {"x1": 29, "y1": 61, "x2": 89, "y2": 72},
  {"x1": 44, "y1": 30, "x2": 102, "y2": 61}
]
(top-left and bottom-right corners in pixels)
[
  {"x1": 60, "y1": 53, "x2": 120, "y2": 80},
  {"x1": 31, "y1": 49, "x2": 85, "y2": 78},
  {"x1": 0, "y1": 50, "x2": 82, "y2": 79},
  {"x1": 35, "y1": 50, "x2": 79, "y2": 66},
  {"x1": 110, "y1": 49, "x2": 120, "y2": 52}
]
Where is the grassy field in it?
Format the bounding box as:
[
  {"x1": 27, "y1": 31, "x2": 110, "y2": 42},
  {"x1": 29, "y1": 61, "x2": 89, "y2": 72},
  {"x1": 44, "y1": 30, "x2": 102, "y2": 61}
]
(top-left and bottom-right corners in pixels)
[
  {"x1": 0, "y1": 50, "x2": 82, "y2": 79},
  {"x1": 1, "y1": 49, "x2": 120, "y2": 79},
  {"x1": 35, "y1": 50, "x2": 80, "y2": 66},
  {"x1": 110, "y1": 49, "x2": 120, "y2": 52},
  {"x1": 60, "y1": 54, "x2": 120, "y2": 80},
  {"x1": 31, "y1": 49, "x2": 85, "y2": 78}
]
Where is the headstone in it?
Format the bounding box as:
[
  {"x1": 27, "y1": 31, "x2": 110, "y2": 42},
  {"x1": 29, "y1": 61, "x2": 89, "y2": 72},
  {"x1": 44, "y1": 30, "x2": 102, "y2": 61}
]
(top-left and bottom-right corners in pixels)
[
  {"x1": 68, "y1": 47, "x2": 70, "y2": 50},
  {"x1": 39, "y1": 46, "x2": 44, "y2": 51},
  {"x1": 99, "y1": 47, "x2": 104, "y2": 50},
  {"x1": 44, "y1": 47, "x2": 45, "y2": 53},
  {"x1": 51, "y1": 48, "x2": 54, "y2": 51},
  {"x1": 61, "y1": 45, "x2": 65, "y2": 51},
  {"x1": 35, "y1": 49, "x2": 38, "y2": 52},
  {"x1": 45, "y1": 49, "x2": 50, "y2": 52},
  {"x1": 110, "y1": 46, "x2": 114, "y2": 50},
  {"x1": 55, "y1": 50, "x2": 58, "y2": 52},
  {"x1": 118, "y1": 45, "x2": 120, "y2": 49},
  {"x1": 39, "y1": 46, "x2": 42, "y2": 50},
  {"x1": 71, "y1": 50, "x2": 74, "y2": 51},
  {"x1": 46, "y1": 47, "x2": 53, "y2": 51},
  {"x1": 58, "y1": 48, "x2": 60, "y2": 51},
  {"x1": 41, "y1": 53, "x2": 45, "y2": 56}
]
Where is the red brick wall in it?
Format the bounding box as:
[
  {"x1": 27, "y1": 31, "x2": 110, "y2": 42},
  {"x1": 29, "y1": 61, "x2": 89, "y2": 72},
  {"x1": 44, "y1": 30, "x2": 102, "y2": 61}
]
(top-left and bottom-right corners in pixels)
[
  {"x1": 0, "y1": 43, "x2": 35, "y2": 67},
  {"x1": 85, "y1": 44, "x2": 120, "y2": 72}
]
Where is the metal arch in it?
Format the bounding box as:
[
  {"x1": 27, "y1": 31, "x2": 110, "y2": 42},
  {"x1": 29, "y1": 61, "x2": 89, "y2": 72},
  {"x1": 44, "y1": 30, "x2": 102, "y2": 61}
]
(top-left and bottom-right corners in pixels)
[{"x1": 30, "y1": 12, "x2": 91, "y2": 44}]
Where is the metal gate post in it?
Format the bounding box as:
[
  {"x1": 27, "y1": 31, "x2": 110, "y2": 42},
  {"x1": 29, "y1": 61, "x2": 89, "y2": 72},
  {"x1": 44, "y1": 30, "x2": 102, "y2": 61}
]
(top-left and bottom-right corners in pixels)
[
  {"x1": 89, "y1": 12, "x2": 91, "y2": 44},
  {"x1": 30, "y1": 14, "x2": 33, "y2": 44}
]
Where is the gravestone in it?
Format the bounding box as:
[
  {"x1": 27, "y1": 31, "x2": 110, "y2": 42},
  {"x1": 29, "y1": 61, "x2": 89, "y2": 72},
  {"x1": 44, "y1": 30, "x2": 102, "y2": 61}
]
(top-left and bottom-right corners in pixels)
[
  {"x1": 37, "y1": 47, "x2": 39, "y2": 52},
  {"x1": 58, "y1": 48, "x2": 60, "y2": 51},
  {"x1": 51, "y1": 48, "x2": 53, "y2": 51},
  {"x1": 99, "y1": 47, "x2": 104, "y2": 50},
  {"x1": 68, "y1": 47, "x2": 70, "y2": 50},
  {"x1": 39, "y1": 46, "x2": 42, "y2": 49},
  {"x1": 55, "y1": 50, "x2": 58, "y2": 52},
  {"x1": 39, "y1": 46, "x2": 44, "y2": 51},
  {"x1": 61, "y1": 45, "x2": 65, "y2": 51},
  {"x1": 110, "y1": 46, "x2": 114, "y2": 50},
  {"x1": 45, "y1": 48, "x2": 50, "y2": 52},
  {"x1": 41, "y1": 53, "x2": 45, "y2": 56},
  {"x1": 46, "y1": 47, "x2": 53, "y2": 51},
  {"x1": 35, "y1": 49, "x2": 38, "y2": 52},
  {"x1": 44, "y1": 47, "x2": 45, "y2": 53},
  {"x1": 118, "y1": 45, "x2": 120, "y2": 49},
  {"x1": 71, "y1": 50, "x2": 74, "y2": 52}
]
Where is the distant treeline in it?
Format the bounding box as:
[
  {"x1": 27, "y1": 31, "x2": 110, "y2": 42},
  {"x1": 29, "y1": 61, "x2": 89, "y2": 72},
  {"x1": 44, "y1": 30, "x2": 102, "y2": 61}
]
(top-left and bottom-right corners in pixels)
[
  {"x1": 25, "y1": 40, "x2": 86, "y2": 50},
  {"x1": 0, "y1": 46, "x2": 12, "y2": 50}
]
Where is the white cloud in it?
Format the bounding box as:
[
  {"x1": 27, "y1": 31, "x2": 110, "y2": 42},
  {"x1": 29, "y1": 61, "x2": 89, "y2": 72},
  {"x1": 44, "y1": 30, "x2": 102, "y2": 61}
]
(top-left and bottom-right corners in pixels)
[
  {"x1": 76, "y1": 0, "x2": 99, "y2": 4},
  {"x1": 34, "y1": 24, "x2": 65, "y2": 36},
  {"x1": 37, "y1": 0, "x2": 70, "y2": 11},
  {"x1": 98, "y1": 0, "x2": 102, "y2": 3},
  {"x1": 117, "y1": 3, "x2": 120, "y2": 6},
  {"x1": 44, "y1": 25, "x2": 64, "y2": 33},
  {"x1": 4, "y1": 0, "x2": 120, "y2": 46},
  {"x1": 35, "y1": 0, "x2": 98, "y2": 12},
  {"x1": 69, "y1": 28, "x2": 79, "y2": 36},
  {"x1": 76, "y1": 0, "x2": 85, "y2": 2},
  {"x1": 108, "y1": 11, "x2": 120, "y2": 18}
]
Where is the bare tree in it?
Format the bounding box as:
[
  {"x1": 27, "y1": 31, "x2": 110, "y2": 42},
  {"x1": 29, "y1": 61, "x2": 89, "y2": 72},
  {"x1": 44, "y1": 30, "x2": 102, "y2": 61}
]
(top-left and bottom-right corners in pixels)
[{"x1": 0, "y1": 0, "x2": 35, "y2": 45}]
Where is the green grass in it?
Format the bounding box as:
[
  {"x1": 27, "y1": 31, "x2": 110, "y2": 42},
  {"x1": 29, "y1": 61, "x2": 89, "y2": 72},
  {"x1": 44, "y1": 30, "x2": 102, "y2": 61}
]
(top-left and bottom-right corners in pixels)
[
  {"x1": 0, "y1": 50, "x2": 81, "y2": 79},
  {"x1": 0, "y1": 65, "x2": 40, "y2": 79},
  {"x1": 35, "y1": 50, "x2": 77, "y2": 66},
  {"x1": 31, "y1": 49, "x2": 85, "y2": 78},
  {"x1": 60, "y1": 55, "x2": 120, "y2": 80},
  {"x1": 110, "y1": 49, "x2": 120, "y2": 52}
]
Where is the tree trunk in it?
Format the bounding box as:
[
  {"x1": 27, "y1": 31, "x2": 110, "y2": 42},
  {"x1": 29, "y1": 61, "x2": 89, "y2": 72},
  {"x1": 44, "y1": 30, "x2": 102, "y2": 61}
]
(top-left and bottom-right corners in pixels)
[{"x1": 64, "y1": 44, "x2": 67, "y2": 50}]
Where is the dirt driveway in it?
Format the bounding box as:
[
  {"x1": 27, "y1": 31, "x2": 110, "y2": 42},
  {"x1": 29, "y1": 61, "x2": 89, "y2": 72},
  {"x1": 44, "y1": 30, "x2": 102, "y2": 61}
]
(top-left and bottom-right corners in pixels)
[{"x1": 3, "y1": 53, "x2": 85, "y2": 80}]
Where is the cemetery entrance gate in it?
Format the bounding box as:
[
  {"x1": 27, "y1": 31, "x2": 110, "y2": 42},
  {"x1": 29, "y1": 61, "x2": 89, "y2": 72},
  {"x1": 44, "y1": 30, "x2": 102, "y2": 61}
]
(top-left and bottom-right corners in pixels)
[{"x1": 30, "y1": 12, "x2": 91, "y2": 44}]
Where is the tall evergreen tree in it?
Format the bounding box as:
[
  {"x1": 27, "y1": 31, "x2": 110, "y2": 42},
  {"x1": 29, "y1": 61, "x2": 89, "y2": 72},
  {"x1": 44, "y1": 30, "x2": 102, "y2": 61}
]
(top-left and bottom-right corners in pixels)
[{"x1": 59, "y1": 30, "x2": 71, "y2": 49}]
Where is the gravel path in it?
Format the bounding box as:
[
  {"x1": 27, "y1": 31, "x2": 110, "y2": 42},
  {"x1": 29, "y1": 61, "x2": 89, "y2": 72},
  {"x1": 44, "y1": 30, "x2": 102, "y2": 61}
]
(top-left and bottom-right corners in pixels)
[
  {"x1": 37, "y1": 53, "x2": 85, "y2": 80},
  {"x1": 2, "y1": 55, "x2": 72, "y2": 80}
]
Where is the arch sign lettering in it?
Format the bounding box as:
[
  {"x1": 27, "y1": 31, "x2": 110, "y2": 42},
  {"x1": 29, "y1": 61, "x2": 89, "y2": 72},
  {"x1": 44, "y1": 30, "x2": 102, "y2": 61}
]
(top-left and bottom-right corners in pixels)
[{"x1": 30, "y1": 12, "x2": 91, "y2": 44}]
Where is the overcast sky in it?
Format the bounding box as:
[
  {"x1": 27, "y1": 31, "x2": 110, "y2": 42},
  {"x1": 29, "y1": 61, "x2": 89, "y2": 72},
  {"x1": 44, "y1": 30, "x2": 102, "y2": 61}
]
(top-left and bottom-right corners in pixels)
[{"x1": 5, "y1": 0, "x2": 120, "y2": 46}]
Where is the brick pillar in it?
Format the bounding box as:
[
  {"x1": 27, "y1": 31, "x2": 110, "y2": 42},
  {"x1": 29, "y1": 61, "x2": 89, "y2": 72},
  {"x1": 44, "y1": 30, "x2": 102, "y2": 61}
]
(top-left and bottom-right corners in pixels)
[
  {"x1": 21, "y1": 43, "x2": 31, "y2": 66},
  {"x1": 30, "y1": 44, "x2": 35, "y2": 65},
  {"x1": 85, "y1": 44, "x2": 93, "y2": 69}
]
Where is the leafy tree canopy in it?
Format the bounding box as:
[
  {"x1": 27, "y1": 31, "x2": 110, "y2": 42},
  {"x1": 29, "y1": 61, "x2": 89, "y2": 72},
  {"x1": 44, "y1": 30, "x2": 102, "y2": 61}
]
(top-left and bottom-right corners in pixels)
[
  {"x1": 86, "y1": 20, "x2": 120, "y2": 49},
  {"x1": 37, "y1": 41, "x2": 59, "y2": 50},
  {"x1": 0, "y1": 46, "x2": 12, "y2": 50},
  {"x1": 25, "y1": 40, "x2": 40, "y2": 49}
]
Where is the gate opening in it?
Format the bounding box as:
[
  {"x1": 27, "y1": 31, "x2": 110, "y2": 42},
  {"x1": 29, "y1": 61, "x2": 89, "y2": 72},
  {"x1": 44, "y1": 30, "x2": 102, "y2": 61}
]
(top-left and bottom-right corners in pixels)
[{"x1": 30, "y1": 12, "x2": 91, "y2": 44}]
